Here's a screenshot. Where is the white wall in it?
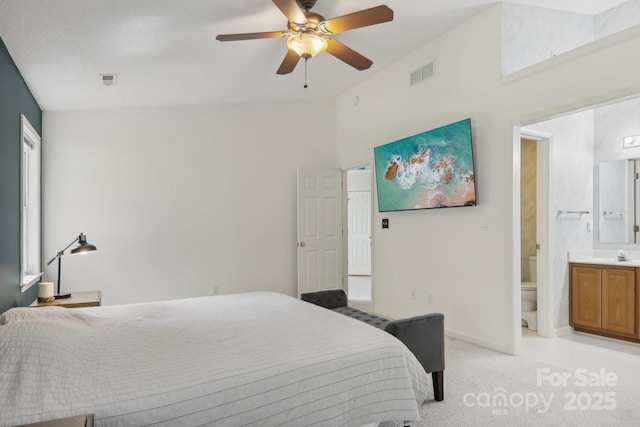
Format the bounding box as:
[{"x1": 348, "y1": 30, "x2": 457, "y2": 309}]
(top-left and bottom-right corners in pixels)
[
  {"x1": 43, "y1": 99, "x2": 337, "y2": 305},
  {"x1": 338, "y1": 6, "x2": 514, "y2": 351},
  {"x1": 502, "y1": 1, "x2": 640, "y2": 76},
  {"x1": 336, "y1": 4, "x2": 640, "y2": 352},
  {"x1": 594, "y1": 97, "x2": 640, "y2": 162},
  {"x1": 596, "y1": 0, "x2": 640, "y2": 39},
  {"x1": 501, "y1": 3, "x2": 593, "y2": 75}
]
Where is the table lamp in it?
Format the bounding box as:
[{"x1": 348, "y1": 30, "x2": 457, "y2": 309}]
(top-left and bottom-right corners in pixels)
[{"x1": 46, "y1": 233, "x2": 98, "y2": 299}]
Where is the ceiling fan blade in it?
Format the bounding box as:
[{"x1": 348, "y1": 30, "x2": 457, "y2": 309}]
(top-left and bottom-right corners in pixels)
[
  {"x1": 326, "y1": 38, "x2": 372, "y2": 70},
  {"x1": 321, "y1": 5, "x2": 393, "y2": 34},
  {"x1": 216, "y1": 31, "x2": 287, "y2": 42},
  {"x1": 277, "y1": 49, "x2": 301, "y2": 74},
  {"x1": 272, "y1": 0, "x2": 307, "y2": 25}
]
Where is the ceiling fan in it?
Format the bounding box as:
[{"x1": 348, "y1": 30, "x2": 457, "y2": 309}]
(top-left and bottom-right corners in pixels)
[{"x1": 216, "y1": 0, "x2": 394, "y2": 79}]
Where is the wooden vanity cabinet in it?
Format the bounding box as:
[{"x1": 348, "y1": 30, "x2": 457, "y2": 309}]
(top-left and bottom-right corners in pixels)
[
  {"x1": 570, "y1": 263, "x2": 637, "y2": 341},
  {"x1": 570, "y1": 265, "x2": 602, "y2": 330},
  {"x1": 602, "y1": 268, "x2": 636, "y2": 336}
]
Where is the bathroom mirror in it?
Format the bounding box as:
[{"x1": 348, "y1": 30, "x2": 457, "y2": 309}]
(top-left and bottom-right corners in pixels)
[{"x1": 598, "y1": 159, "x2": 639, "y2": 244}]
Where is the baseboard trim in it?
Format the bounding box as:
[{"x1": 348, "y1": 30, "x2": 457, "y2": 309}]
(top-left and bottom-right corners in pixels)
[
  {"x1": 445, "y1": 328, "x2": 513, "y2": 354},
  {"x1": 553, "y1": 326, "x2": 573, "y2": 337},
  {"x1": 370, "y1": 308, "x2": 400, "y2": 320}
]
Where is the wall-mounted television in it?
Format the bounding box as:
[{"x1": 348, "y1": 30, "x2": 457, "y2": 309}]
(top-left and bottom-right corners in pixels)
[{"x1": 373, "y1": 118, "x2": 476, "y2": 212}]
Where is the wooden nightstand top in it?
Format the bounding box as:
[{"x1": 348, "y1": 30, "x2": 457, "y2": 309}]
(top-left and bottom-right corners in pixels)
[
  {"x1": 31, "y1": 291, "x2": 101, "y2": 308},
  {"x1": 17, "y1": 413, "x2": 93, "y2": 427}
]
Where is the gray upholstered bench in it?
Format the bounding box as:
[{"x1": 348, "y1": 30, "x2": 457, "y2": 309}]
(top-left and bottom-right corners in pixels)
[{"x1": 301, "y1": 289, "x2": 444, "y2": 401}]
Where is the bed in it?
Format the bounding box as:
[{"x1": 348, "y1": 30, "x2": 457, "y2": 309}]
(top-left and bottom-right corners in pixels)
[{"x1": 0, "y1": 292, "x2": 430, "y2": 426}]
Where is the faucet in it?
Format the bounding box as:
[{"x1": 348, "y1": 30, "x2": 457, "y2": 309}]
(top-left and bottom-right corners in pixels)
[{"x1": 617, "y1": 250, "x2": 629, "y2": 261}]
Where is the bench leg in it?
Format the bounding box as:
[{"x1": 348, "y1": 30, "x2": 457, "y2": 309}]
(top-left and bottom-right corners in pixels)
[{"x1": 432, "y1": 371, "x2": 444, "y2": 401}]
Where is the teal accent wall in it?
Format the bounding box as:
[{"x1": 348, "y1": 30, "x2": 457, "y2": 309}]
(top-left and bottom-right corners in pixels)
[{"x1": 0, "y1": 36, "x2": 42, "y2": 313}]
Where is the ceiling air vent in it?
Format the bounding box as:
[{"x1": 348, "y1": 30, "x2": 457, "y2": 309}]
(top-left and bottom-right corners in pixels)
[
  {"x1": 100, "y1": 74, "x2": 117, "y2": 87},
  {"x1": 410, "y1": 61, "x2": 435, "y2": 87}
]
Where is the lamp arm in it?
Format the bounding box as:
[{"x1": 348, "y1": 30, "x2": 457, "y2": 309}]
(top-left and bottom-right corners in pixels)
[{"x1": 46, "y1": 237, "x2": 79, "y2": 265}]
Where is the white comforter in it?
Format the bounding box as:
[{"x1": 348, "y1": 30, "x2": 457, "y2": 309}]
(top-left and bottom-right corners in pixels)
[{"x1": 0, "y1": 292, "x2": 429, "y2": 426}]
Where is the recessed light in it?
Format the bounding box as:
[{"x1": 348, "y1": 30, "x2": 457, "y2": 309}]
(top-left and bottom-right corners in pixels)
[{"x1": 623, "y1": 134, "x2": 640, "y2": 149}]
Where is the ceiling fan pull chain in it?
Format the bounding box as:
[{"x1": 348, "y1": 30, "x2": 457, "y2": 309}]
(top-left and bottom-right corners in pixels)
[{"x1": 304, "y1": 55, "x2": 309, "y2": 88}]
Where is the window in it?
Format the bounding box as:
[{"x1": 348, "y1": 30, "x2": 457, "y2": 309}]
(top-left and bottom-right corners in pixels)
[{"x1": 20, "y1": 114, "x2": 42, "y2": 291}]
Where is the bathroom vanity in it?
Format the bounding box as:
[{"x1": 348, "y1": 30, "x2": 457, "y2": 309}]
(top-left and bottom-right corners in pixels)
[
  {"x1": 577, "y1": 159, "x2": 640, "y2": 343},
  {"x1": 570, "y1": 258, "x2": 640, "y2": 343}
]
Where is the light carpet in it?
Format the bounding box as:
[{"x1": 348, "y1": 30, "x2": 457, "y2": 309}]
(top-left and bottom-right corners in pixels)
[{"x1": 382, "y1": 337, "x2": 640, "y2": 426}]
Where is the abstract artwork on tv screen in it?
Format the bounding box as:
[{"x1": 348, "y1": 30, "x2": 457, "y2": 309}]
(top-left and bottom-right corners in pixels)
[{"x1": 374, "y1": 118, "x2": 476, "y2": 212}]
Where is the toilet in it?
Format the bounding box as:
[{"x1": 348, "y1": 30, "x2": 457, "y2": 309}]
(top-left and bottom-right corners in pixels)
[{"x1": 521, "y1": 256, "x2": 538, "y2": 331}]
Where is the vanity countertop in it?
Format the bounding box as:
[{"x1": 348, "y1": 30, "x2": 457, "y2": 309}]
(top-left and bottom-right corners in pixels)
[
  {"x1": 569, "y1": 257, "x2": 640, "y2": 267},
  {"x1": 569, "y1": 250, "x2": 640, "y2": 267}
]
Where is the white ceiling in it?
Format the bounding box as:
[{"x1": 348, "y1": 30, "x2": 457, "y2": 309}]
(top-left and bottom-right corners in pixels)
[{"x1": 0, "y1": 0, "x2": 629, "y2": 111}]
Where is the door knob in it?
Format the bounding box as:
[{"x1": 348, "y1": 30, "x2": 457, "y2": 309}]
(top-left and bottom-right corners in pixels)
[{"x1": 299, "y1": 242, "x2": 306, "y2": 247}]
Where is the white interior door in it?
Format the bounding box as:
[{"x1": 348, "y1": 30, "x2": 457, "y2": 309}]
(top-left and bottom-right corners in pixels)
[
  {"x1": 297, "y1": 168, "x2": 343, "y2": 296},
  {"x1": 348, "y1": 191, "x2": 371, "y2": 275}
]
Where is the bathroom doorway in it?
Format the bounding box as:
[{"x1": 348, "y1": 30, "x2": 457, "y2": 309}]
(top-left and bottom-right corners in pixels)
[
  {"x1": 520, "y1": 138, "x2": 539, "y2": 332},
  {"x1": 518, "y1": 130, "x2": 552, "y2": 340}
]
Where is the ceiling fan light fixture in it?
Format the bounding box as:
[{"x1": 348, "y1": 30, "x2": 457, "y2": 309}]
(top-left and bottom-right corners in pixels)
[{"x1": 286, "y1": 32, "x2": 328, "y2": 57}]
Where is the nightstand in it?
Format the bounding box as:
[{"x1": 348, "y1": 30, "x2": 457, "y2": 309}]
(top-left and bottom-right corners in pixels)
[
  {"x1": 31, "y1": 291, "x2": 101, "y2": 308},
  {"x1": 17, "y1": 414, "x2": 94, "y2": 427}
]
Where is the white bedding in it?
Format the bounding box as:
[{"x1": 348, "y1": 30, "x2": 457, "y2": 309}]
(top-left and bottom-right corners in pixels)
[{"x1": 0, "y1": 292, "x2": 429, "y2": 426}]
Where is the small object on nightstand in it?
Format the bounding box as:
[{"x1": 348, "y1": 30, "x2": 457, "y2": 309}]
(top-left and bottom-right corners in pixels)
[{"x1": 37, "y1": 282, "x2": 55, "y2": 303}]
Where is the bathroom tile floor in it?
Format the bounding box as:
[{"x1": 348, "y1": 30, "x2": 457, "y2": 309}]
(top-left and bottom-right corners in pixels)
[{"x1": 522, "y1": 327, "x2": 640, "y2": 389}]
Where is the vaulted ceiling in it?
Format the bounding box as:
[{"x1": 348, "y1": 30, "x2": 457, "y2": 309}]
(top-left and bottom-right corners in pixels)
[{"x1": 0, "y1": 0, "x2": 629, "y2": 110}]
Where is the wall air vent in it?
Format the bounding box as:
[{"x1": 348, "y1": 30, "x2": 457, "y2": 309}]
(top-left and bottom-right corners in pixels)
[
  {"x1": 410, "y1": 61, "x2": 435, "y2": 87},
  {"x1": 100, "y1": 74, "x2": 117, "y2": 87}
]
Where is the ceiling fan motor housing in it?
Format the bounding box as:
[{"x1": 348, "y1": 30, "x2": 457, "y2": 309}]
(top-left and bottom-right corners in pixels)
[
  {"x1": 288, "y1": 12, "x2": 324, "y2": 32},
  {"x1": 296, "y1": 0, "x2": 317, "y2": 11}
]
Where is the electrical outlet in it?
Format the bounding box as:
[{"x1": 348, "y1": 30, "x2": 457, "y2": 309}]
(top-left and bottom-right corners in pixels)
[
  {"x1": 213, "y1": 286, "x2": 220, "y2": 295},
  {"x1": 411, "y1": 289, "x2": 416, "y2": 300}
]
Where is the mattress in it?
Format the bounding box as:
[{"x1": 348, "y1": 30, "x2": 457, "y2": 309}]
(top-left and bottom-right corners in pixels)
[{"x1": 0, "y1": 292, "x2": 429, "y2": 426}]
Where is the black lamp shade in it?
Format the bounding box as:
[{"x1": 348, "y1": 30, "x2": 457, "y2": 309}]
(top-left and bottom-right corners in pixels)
[{"x1": 70, "y1": 233, "x2": 97, "y2": 255}]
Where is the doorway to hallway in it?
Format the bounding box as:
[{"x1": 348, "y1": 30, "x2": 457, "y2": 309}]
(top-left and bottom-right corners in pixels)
[
  {"x1": 346, "y1": 167, "x2": 372, "y2": 310},
  {"x1": 348, "y1": 275, "x2": 371, "y2": 311}
]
